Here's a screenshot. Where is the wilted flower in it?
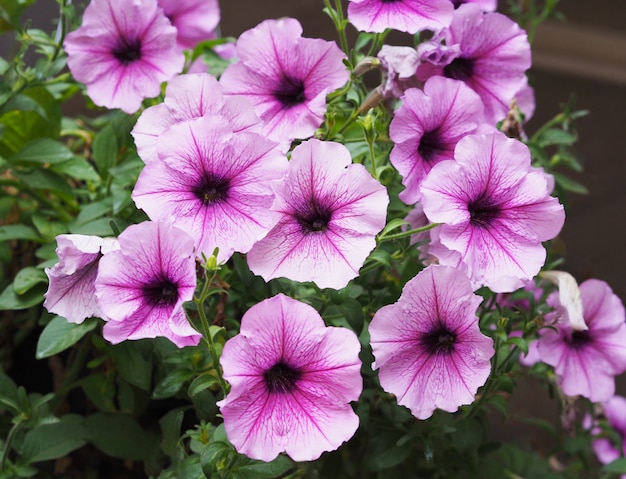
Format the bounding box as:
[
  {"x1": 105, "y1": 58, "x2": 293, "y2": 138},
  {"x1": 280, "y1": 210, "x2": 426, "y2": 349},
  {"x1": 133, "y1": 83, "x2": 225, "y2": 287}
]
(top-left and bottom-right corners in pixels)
[
  {"x1": 377, "y1": 45, "x2": 421, "y2": 98},
  {"x1": 370, "y1": 265, "x2": 494, "y2": 419},
  {"x1": 95, "y1": 221, "x2": 200, "y2": 347},
  {"x1": 132, "y1": 116, "x2": 287, "y2": 262},
  {"x1": 220, "y1": 18, "x2": 348, "y2": 149},
  {"x1": 390, "y1": 76, "x2": 492, "y2": 204},
  {"x1": 157, "y1": 0, "x2": 220, "y2": 50},
  {"x1": 247, "y1": 139, "x2": 389, "y2": 289},
  {"x1": 131, "y1": 73, "x2": 261, "y2": 165},
  {"x1": 64, "y1": 0, "x2": 184, "y2": 114},
  {"x1": 218, "y1": 294, "x2": 362, "y2": 461},
  {"x1": 537, "y1": 279, "x2": 626, "y2": 402},
  {"x1": 347, "y1": 0, "x2": 453, "y2": 34},
  {"x1": 417, "y1": 4, "x2": 531, "y2": 123},
  {"x1": 421, "y1": 132, "x2": 565, "y2": 292},
  {"x1": 44, "y1": 235, "x2": 119, "y2": 324}
]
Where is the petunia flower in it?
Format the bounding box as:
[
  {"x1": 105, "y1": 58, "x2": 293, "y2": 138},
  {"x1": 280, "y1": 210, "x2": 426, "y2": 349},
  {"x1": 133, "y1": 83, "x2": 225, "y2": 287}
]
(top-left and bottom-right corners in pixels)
[
  {"x1": 217, "y1": 294, "x2": 362, "y2": 462},
  {"x1": 592, "y1": 396, "x2": 626, "y2": 470},
  {"x1": 132, "y1": 115, "x2": 287, "y2": 262},
  {"x1": 157, "y1": 0, "x2": 220, "y2": 51},
  {"x1": 131, "y1": 73, "x2": 261, "y2": 165},
  {"x1": 347, "y1": 0, "x2": 454, "y2": 34},
  {"x1": 220, "y1": 18, "x2": 349, "y2": 150},
  {"x1": 95, "y1": 221, "x2": 200, "y2": 347},
  {"x1": 63, "y1": 0, "x2": 184, "y2": 114},
  {"x1": 451, "y1": 0, "x2": 497, "y2": 11},
  {"x1": 389, "y1": 76, "x2": 492, "y2": 204},
  {"x1": 420, "y1": 131, "x2": 565, "y2": 293},
  {"x1": 246, "y1": 139, "x2": 389, "y2": 290},
  {"x1": 44, "y1": 235, "x2": 119, "y2": 324},
  {"x1": 377, "y1": 45, "x2": 422, "y2": 98},
  {"x1": 536, "y1": 279, "x2": 626, "y2": 402},
  {"x1": 416, "y1": 4, "x2": 531, "y2": 123},
  {"x1": 369, "y1": 265, "x2": 494, "y2": 420}
]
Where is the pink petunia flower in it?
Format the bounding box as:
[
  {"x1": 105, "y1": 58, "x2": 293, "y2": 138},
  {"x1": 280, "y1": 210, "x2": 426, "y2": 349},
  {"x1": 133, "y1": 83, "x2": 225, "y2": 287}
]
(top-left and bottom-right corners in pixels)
[
  {"x1": 451, "y1": 0, "x2": 497, "y2": 11},
  {"x1": 64, "y1": 0, "x2": 184, "y2": 114},
  {"x1": 132, "y1": 116, "x2": 287, "y2": 262},
  {"x1": 246, "y1": 139, "x2": 389, "y2": 290},
  {"x1": 95, "y1": 221, "x2": 200, "y2": 347},
  {"x1": 131, "y1": 73, "x2": 261, "y2": 165},
  {"x1": 536, "y1": 279, "x2": 626, "y2": 402},
  {"x1": 420, "y1": 132, "x2": 565, "y2": 293},
  {"x1": 157, "y1": 0, "x2": 220, "y2": 51},
  {"x1": 416, "y1": 4, "x2": 531, "y2": 123},
  {"x1": 390, "y1": 76, "x2": 492, "y2": 204},
  {"x1": 592, "y1": 396, "x2": 626, "y2": 470},
  {"x1": 220, "y1": 18, "x2": 349, "y2": 150},
  {"x1": 370, "y1": 265, "x2": 494, "y2": 419},
  {"x1": 347, "y1": 0, "x2": 454, "y2": 34},
  {"x1": 217, "y1": 294, "x2": 362, "y2": 462},
  {"x1": 44, "y1": 235, "x2": 119, "y2": 324}
]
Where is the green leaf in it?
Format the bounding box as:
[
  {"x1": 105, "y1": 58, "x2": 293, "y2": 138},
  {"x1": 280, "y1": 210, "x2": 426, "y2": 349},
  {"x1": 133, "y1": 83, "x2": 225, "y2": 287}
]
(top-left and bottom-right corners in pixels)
[
  {"x1": 86, "y1": 413, "x2": 157, "y2": 461},
  {"x1": 200, "y1": 441, "x2": 232, "y2": 477},
  {"x1": 0, "y1": 224, "x2": 39, "y2": 242},
  {"x1": 366, "y1": 248, "x2": 391, "y2": 268},
  {"x1": 188, "y1": 374, "x2": 218, "y2": 398},
  {"x1": 80, "y1": 374, "x2": 116, "y2": 412},
  {"x1": 0, "y1": 283, "x2": 46, "y2": 310},
  {"x1": 365, "y1": 441, "x2": 413, "y2": 471},
  {"x1": 19, "y1": 414, "x2": 88, "y2": 464},
  {"x1": 604, "y1": 458, "x2": 626, "y2": 473},
  {"x1": 230, "y1": 455, "x2": 294, "y2": 478},
  {"x1": 13, "y1": 266, "x2": 47, "y2": 295},
  {"x1": 109, "y1": 341, "x2": 153, "y2": 391},
  {"x1": 378, "y1": 218, "x2": 409, "y2": 239},
  {"x1": 553, "y1": 172, "x2": 589, "y2": 195},
  {"x1": 536, "y1": 128, "x2": 576, "y2": 147},
  {"x1": 35, "y1": 317, "x2": 98, "y2": 359},
  {"x1": 10, "y1": 138, "x2": 73, "y2": 165},
  {"x1": 13, "y1": 169, "x2": 74, "y2": 200},
  {"x1": 159, "y1": 409, "x2": 185, "y2": 458},
  {"x1": 92, "y1": 125, "x2": 118, "y2": 180},
  {"x1": 31, "y1": 213, "x2": 66, "y2": 241},
  {"x1": 152, "y1": 369, "x2": 194, "y2": 399},
  {"x1": 72, "y1": 200, "x2": 113, "y2": 225},
  {"x1": 50, "y1": 156, "x2": 100, "y2": 181},
  {"x1": 505, "y1": 336, "x2": 528, "y2": 355}
]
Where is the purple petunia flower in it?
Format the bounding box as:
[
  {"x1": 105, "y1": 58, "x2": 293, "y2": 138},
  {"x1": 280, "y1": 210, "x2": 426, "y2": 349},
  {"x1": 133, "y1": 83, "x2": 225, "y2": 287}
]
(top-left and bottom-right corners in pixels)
[
  {"x1": 537, "y1": 279, "x2": 626, "y2": 402},
  {"x1": 390, "y1": 76, "x2": 492, "y2": 204},
  {"x1": 157, "y1": 0, "x2": 220, "y2": 51},
  {"x1": 592, "y1": 396, "x2": 626, "y2": 470},
  {"x1": 416, "y1": 4, "x2": 531, "y2": 123},
  {"x1": 217, "y1": 294, "x2": 362, "y2": 462},
  {"x1": 246, "y1": 139, "x2": 389, "y2": 290},
  {"x1": 420, "y1": 132, "x2": 565, "y2": 293},
  {"x1": 95, "y1": 221, "x2": 200, "y2": 347},
  {"x1": 347, "y1": 0, "x2": 453, "y2": 34},
  {"x1": 44, "y1": 234, "x2": 119, "y2": 324},
  {"x1": 64, "y1": 0, "x2": 184, "y2": 114},
  {"x1": 220, "y1": 18, "x2": 349, "y2": 150},
  {"x1": 451, "y1": 0, "x2": 497, "y2": 11},
  {"x1": 370, "y1": 265, "x2": 494, "y2": 419},
  {"x1": 132, "y1": 116, "x2": 287, "y2": 262},
  {"x1": 131, "y1": 73, "x2": 261, "y2": 165}
]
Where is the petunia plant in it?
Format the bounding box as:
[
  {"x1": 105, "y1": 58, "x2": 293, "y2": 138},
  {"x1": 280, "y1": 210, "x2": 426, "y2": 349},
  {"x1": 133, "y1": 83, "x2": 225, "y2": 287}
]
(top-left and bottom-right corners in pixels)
[{"x1": 1, "y1": 0, "x2": 624, "y2": 478}]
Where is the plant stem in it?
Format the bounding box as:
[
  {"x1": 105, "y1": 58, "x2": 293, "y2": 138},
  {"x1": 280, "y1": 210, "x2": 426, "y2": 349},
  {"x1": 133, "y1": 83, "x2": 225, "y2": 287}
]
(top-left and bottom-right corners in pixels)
[{"x1": 377, "y1": 223, "x2": 440, "y2": 243}]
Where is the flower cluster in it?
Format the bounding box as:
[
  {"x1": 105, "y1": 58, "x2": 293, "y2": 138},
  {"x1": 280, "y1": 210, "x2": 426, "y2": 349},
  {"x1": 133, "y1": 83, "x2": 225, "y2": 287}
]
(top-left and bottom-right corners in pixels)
[{"x1": 38, "y1": 0, "x2": 624, "y2": 470}]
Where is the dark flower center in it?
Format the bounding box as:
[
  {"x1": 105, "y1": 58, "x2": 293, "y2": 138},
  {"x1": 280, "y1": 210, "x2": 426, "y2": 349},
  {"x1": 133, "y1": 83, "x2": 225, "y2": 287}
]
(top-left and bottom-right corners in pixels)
[
  {"x1": 274, "y1": 76, "x2": 307, "y2": 108},
  {"x1": 264, "y1": 362, "x2": 301, "y2": 393},
  {"x1": 567, "y1": 330, "x2": 593, "y2": 348},
  {"x1": 294, "y1": 201, "x2": 333, "y2": 234},
  {"x1": 468, "y1": 195, "x2": 501, "y2": 228},
  {"x1": 451, "y1": 0, "x2": 465, "y2": 7},
  {"x1": 422, "y1": 327, "x2": 457, "y2": 354},
  {"x1": 443, "y1": 57, "x2": 474, "y2": 82},
  {"x1": 418, "y1": 129, "x2": 446, "y2": 163},
  {"x1": 112, "y1": 37, "x2": 142, "y2": 65},
  {"x1": 193, "y1": 174, "x2": 230, "y2": 206},
  {"x1": 143, "y1": 278, "x2": 179, "y2": 307}
]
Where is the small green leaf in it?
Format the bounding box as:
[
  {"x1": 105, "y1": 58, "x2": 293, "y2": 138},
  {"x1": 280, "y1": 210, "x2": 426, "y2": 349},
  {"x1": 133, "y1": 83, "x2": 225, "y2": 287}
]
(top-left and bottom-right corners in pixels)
[
  {"x1": 0, "y1": 283, "x2": 46, "y2": 310},
  {"x1": 109, "y1": 341, "x2": 153, "y2": 391},
  {"x1": 35, "y1": 316, "x2": 98, "y2": 359},
  {"x1": 0, "y1": 224, "x2": 39, "y2": 242},
  {"x1": 505, "y1": 336, "x2": 528, "y2": 355},
  {"x1": 31, "y1": 213, "x2": 66, "y2": 241},
  {"x1": 92, "y1": 125, "x2": 118, "y2": 180},
  {"x1": 13, "y1": 267, "x2": 47, "y2": 295},
  {"x1": 188, "y1": 374, "x2": 218, "y2": 398},
  {"x1": 19, "y1": 414, "x2": 88, "y2": 464},
  {"x1": 200, "y1": 441, "x2": 232, "y2": 477},
  {"x1": 152, "y1": 369, "x2": 194, "y2": 399},
  {"x1": 553, "y1": 172, "x2": 589, "y2": 195},
  {"x1": 230, "y1": 455, "x2": 294, "y2": 478},
  {"x1": 10, "y1": 138, "x2": 73, "y2": 165},
  {"x1": 50, "y1": 156, "x2": 100, "y2": 181},
  {"x1": 536, "y1": 128, "x2": 576, "y2": 147}
]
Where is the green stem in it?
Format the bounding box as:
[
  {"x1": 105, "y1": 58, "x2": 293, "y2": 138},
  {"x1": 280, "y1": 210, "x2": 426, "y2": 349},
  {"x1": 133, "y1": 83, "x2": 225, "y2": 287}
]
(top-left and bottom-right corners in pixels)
[
  {"x1": 377, "y1": 223, "x2": 440, "y2": 243},
  {"x1": 367, "y1": 135, "x2": 377, "y2": 178},
  {"x1": 333, "y1": 0, "x2": 350, "y2": 57},
  {"x1": 0, "y1": 421, "x2": 22, "y2": 471}
]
